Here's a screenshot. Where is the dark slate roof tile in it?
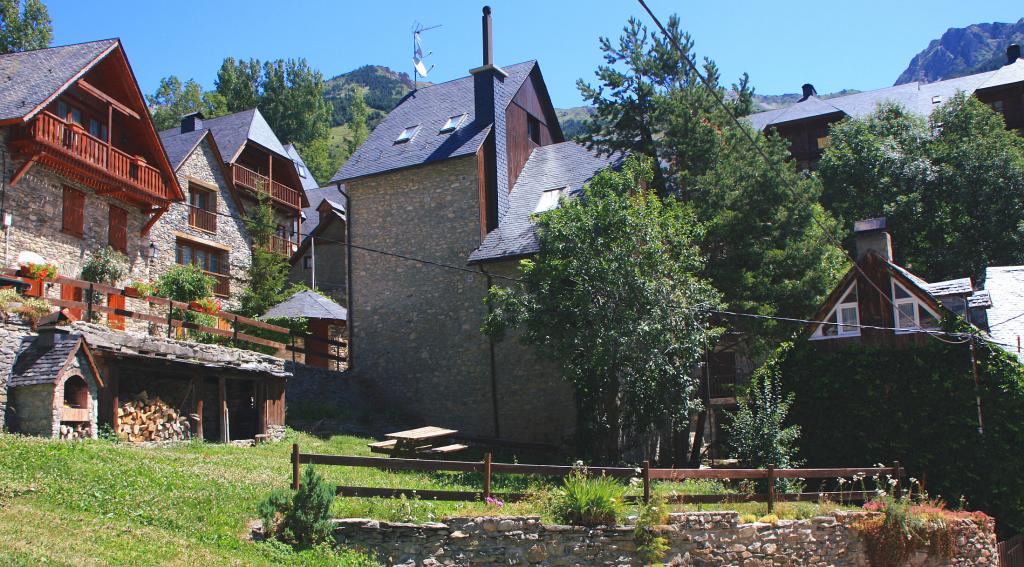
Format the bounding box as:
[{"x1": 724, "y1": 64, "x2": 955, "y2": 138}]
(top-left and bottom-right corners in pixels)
[
  {"x1": 926, "y1": 278, "x2": 974, "y2": 296},
  {"x1": 468, "y1": 142, "x2": 619, "y2": 264},
  {"x1": 301, "y1": 185, "x2": 346, "y2": 236},
  {"x1": 262, "y1": 290, "x2": 347, "y2": 320},
  {"x1": 158, "y1": 128, "x2": 207, "y2": 170},
  {"x1": 284, "y1": 143, "x2": 320, "y2": 191},
  {"x1": 0, "y1": 39, "x2": 117, "y2": 122},
  {"x1": 331, "y1": 61, "x2": 536, "y2": 183},
  {"x1": 202, "y1": 108, "x2": 289, "y2": 162},
  {"x1": 9, "y1": 335, "x2": 80, "y2": 388}
]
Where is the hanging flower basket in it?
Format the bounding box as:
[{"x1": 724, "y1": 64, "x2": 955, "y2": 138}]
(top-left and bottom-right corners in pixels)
[{"x1": 18, "y1": 262, "x2": 58, "y2": 281}]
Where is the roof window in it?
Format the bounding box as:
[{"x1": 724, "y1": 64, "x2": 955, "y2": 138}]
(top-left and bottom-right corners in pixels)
[
  {"x1": 931, "y1": 95, "x2": 942, "y2": 105},
  {"x1": 535, "y1": 186, "x2": 568, "y2": 213},
  {"x1": 395, "y1": 125, "x2": 420, "y2": 144},
  {"x1": 440, "y1": 114, "x2": 466, "y2": 133}
]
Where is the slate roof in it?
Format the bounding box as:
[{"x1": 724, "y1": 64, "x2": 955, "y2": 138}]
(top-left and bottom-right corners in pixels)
[
  {"x1": 331, "y1": 61, "x2": 537, "y2": 183},
  {"x1": 0, "y1": 39, "x2": 117, "y2": 122},
  {"x1": 468, "y1": 142, "x2": 619, "y2": 264},
  {"x1": 9, "y1": 334, "x2": 82, "y2": 387},
  {"x1": 983, "y1": 266, "x2": 1024, "y2": 359},
  {"x1": 748, "y1": 70, "x2": 1000, "y2": 130},
  {"x1": 925, "y1": 278, "x2": 974, "y2": 297},
  {"x1": 284, "y1": 143, "x2": 320, "y2": 191},
  {"x1": 262, "y1": 290, "x2": 347, "y2": 321},
  {"x1": 158, "y1": 128, "x2": 207, "y2": 170},
  {"x1": 301, "y1": 186, "x2": 346, "y2": 237},
  {"x1": 202, "y1": 108, "x2": 290, "y2": 162}
]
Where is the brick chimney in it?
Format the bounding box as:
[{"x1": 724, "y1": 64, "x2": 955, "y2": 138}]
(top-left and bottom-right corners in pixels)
[
  {"x1": 854, "y1": 217, "x2": 893, "y2": 261},
  {"x1": 1008, "y1": 44, "x2": 1022, "y2": 65},
  {"x1": 180, "y1": 111, "x2": 204, "y2": 133}
]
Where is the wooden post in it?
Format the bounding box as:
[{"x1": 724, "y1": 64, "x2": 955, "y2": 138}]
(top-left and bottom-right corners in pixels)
[
  {"x1": 642, "y1": 460, "x2": 651, "y2": 504},
  {"x1": 194, "y1": 376, "x2": 204, "y2": 441},
  {"x1": 166, "y1": 301, "x2": 173, "y2": 338},
  {"x1": 219, "y1": 376, "x2": 229, "y2": 443},
  {"x1": 86, "y1": 283, "x2": 94, "y2": 321},
  {"x1": 767, "y1": 464, "x2": 776, "y2": 514},
  {"x1": 109, "y1": 369, "x2": 119, "y2": 436},
  {"x1": 483, "y1": 452, "x2": 493, "y2": 500},
  {"x1": 291, "y1": 443, "x2": 300, "y2": 490},
  {"x1": 105, "y1": 102, "x2": 112, "y2": 167}
]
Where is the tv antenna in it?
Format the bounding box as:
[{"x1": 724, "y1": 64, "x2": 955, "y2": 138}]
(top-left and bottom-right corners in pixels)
[{"x1": 412, "y1": 21, "x2": 441, "y2": 90}]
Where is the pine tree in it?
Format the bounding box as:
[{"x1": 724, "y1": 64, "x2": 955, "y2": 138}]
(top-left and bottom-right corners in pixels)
[{"x1": 239, "y1": 194, "x2": 289, "y2": 318}]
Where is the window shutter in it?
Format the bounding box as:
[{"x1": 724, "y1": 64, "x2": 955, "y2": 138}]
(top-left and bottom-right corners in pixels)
[
  {"x1": 62, "y1": 187, "x2": 85, "y2": 237},
  {"x1": 108, "y1": 205, "x2": 128, "y2": 253}
]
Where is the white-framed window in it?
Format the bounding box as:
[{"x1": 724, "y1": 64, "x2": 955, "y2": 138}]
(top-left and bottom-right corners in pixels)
[
  {"x1": 534, "y1": 186, "x2": 568, "y2": 213},
  {"x1": 395, "y1": 125, "x2": 420, "y2": 143},
  {"x1": 812, "y1": 284, "x2": 860, "y2": 339},
  {"x1": 296, "y1": 161, "x2": 308, "y2": 178},
  {"x1": 892, "y1": 280, "x2": 941, "y2": 332},
  {"x1": 440, "y1": 113, "x2": 466, "y2": 133}
]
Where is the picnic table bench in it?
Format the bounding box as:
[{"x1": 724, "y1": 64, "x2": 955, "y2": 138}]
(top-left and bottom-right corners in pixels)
[{"x1": 368, "y1": 426, "x2": 468, "y2": 457}]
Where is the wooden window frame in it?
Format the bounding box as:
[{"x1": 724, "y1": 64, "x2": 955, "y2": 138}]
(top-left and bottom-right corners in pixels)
[
  {"x1": 811, "y1": 284, "x2": 860, "y2": 340},
  {"x1": 891, "y1": 280, "x2": 941, "y2": 333},
  {"x1": 62, "y1": 186, "x2": 85, "y2": 238}
]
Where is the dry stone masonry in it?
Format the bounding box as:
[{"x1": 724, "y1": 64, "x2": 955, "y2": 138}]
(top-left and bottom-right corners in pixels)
[{"x1": 332, "y1": 511, "x2": 997, "y2": 566}]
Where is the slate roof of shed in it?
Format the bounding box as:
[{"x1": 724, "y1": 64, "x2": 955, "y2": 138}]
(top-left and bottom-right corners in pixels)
[
  {"x1": 0, "y1": 39, "x2": 117, "y2": 122},
  {"x1": 748, "y1": 70, "x2": 1000, "y2": 131},
  {"x1": 983, "y1": 266, "x2": 1024, "y2": 359},
  {"x1": 9, "y1": 334, "x2": 83, "y2": 387},
  {"x1": 262, "y1": 290, "x2": 347, "y2": 321},
  {"x1": 202, "y1": 108, "x2": 290, "y2": 162},
  {"x1": 158, "y1": 128, "x2": 208, "y2": 170},
  {"x1": 925, "y1": 278, "x2": 974, "y2": 297},
  {"x1": 468, "y1": 141, "x2": 619, "y2": 264},
  {"x1": 284, "y1": 143, "x2": 320, "y2": 191},
  {"x1": 331, "y1": 61, "x2": 537, "y2": 183}
]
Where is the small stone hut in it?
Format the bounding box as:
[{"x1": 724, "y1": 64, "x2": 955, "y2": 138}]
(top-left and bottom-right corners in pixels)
[{"x1": 7, "y1": 325, "x2": 102, "y2": 439}]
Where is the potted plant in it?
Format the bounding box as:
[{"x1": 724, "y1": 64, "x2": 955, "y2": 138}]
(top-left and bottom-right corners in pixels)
[
  {"x1": 189, "y1": 297, "x2": 221, "y2": 315},
  {"x1": 125, "y1": 281, "x2": 157, "y2": 299},
  {"x1": 18, "y1": 262, "x2": 58, "y2": 281}
]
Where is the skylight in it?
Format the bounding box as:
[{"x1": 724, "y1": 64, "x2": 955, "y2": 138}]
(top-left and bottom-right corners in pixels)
[
  {"x1": 395, "y1": 125, "x2": 420, "y2": 144},
  {"x1": 440, "y1": 114, "x2": 466, "y2": 133},
  {"x1": 535, "y1": 186, "x2": 568, "y2": 213}
]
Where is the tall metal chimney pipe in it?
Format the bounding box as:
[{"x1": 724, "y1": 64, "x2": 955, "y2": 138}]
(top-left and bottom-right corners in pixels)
[{"x1": 482, "y1": 6, "x2": 493, "y2": 67}]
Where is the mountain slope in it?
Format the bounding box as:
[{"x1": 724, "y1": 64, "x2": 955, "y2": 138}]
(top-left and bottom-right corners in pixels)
[
  {"x1": 895, "y1": 19, "x2": 1024, "y2": 85},
  {"x1": 324, "y1": 65, "x2": 430, "y2": 128}
]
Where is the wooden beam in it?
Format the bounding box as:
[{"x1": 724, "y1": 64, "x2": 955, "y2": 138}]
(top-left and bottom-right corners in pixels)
[
  {"x1": 141, "y1": 206, "x2": 167, "y2": 236},
  {"x1": 219, "y1": 376, "x2": 229, "y2": 443},
  {"x1": 192, "y1": 374, "x2": 203, "y2": 441},
  {"x1": 9, "y1": 157, "x2": 36, "y2": 186},
  {"x1": 110, "y1": 369, "x2": 120, "y2": 436},
  {"x1": 77, "y1": 79, "x2": 140, "y2": 119}
]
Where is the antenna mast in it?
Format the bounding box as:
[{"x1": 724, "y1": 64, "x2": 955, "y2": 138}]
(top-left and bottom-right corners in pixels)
[{"x1": 412, "y1": 21, "x2": 441, "y2": 91}]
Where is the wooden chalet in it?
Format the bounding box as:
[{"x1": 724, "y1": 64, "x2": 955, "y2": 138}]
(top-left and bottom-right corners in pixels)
[
  {"x1": 807, "y1": 218, "x2": 990, "y2": 348},
  {"x1": 0, "y1": 39, "x2": 183, "y2": 231},
  {"x1": 749, "y1": 44, "x2": 1024, "y2": 168}
]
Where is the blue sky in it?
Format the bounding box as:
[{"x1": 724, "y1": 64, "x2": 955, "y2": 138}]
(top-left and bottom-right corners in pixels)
[{"x1": 49, "y1": 0, "x2": 1023, "y2": 109}]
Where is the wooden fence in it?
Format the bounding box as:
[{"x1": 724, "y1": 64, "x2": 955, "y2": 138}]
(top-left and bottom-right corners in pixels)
[
  {"x1": 290, "y1": 444, "x2": 902, "y2": 513},
  {"x1": 1000, "y1": 534, "x2": 1024, "y2": 567},
  {"x1": 9, "y1": 271, "x2": 346, "y2": 366}
]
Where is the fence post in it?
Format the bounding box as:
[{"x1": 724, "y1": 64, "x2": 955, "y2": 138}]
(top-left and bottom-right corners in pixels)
[
  {"x1": 86, "y1": 283, "x2": 94, "y2": 321},
  {"x1": 892, "y1": 461, "x2": 902, "y2": 496},
  {"x1": 483, "y1": 452, "x2": 493, "y2": 500},
  {"x1": 767, "y1": 464, "x2": 776, "y2": 514},
  {"x1": 291, "y1": 334, "x2": 297, "y2": 363},
  {"x1": 291, "y1": 443, "x2": 300, "y2": 490},
  {"x1": 233, "y1": 315, "x2": 239, "y2": 344},
  {"x1": 166, "y1": 301, "x2": 173, "y2": 338},
  {"x1": 642, "y1": 460, "x2": 651, "y2": 504}
]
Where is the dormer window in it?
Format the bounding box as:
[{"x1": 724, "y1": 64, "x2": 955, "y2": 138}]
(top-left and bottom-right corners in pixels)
[
  {"x1": 892, "y1": 280, "x2": 940, "y2": 332},
  {"x1": 931, "y1": 95, "x2": 942, "y2": 105},
  {"x1": 535, "y1": 186, "x2": 568, "y2": 213},
  {"x1": 296, "y1": 161, "x2": 308, "y2": 178},
  {"x1": 440, "y1": 114, "x2": 466, "y2": 133},
  {"x1": 395, "y1": 125, "x2": 420, "y2": 144},
  {"x1": 812, "y1": 284, "x2": 860, "y2": 339}
]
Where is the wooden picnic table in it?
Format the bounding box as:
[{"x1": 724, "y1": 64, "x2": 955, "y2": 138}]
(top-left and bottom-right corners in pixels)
[{"x1": 368, "y1": 426, "x2": 468, "y2": 458}]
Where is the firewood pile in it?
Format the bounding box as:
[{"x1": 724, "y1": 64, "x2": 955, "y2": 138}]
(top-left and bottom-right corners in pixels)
[
  {"x1": 117, "y1": 391, "x2": 191, "y2": 442},
  {"x1": 59, "y1": 423, "x2": 92, "y2": 440}
]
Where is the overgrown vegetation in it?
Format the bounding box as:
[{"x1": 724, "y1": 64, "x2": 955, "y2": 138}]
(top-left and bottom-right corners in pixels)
[
  {"x1": 81, "y1": 246, "x2": 127, "y2": 286},
  {"x1": 548, "y1": 466, "x2": 625, "y2": 527},
  {"x1": 725, "y1": 344, "x2": 801, "y2": 471},
  {"x1": 154, "y1": 263, "x2": 221, "y2": 343},
  {"x1": 633, "y1": 491, "x2": 669, "y2": 565}
]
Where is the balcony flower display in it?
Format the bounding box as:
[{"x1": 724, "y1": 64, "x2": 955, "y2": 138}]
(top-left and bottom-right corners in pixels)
[
  {"x1": 189, "y1": 297, "x2": 222, "y2": 315},
  {"x1": 19, "y1": 262, "x2": 58, "y2": 281},
  {"x1": 124, "y1": 281, "x2": 157, "y2": 299}
]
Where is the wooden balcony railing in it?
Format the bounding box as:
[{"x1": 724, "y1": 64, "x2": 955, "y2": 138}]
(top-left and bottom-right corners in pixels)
[
  {"x1": 267, "y1": 235, "x2": 298, "y2": 257},
  {"x1": 231, "y1": 163, "x2": 302, "y2": 209},
  {"x1": 206, "y1": 270, "x2": 230, "y2": 298},
  {"x1": 13, "y1": 112, "x2": 173, "y2": 202},
  {"x1": 187, "y1": 205, "x2": 217, "y2": 233},
  {"x1": 708, "y1": 374, "x2": 737, "y2": 400}
]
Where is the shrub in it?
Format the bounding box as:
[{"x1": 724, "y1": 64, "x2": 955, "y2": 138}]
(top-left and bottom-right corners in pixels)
[
  {"x1": 550, "y1": 466, "x2": 625, "y2": 526},
  {"x1": 13, "y1": 297, "x2": 54, "y2": 328},
  {"x1": 0, "y1": 288, "x2": 22, "y2": 322},
  {"x1": 725, "y1": 344, "x2": 801, "y2": 471},
  {"x1": 81, "y1": 246, "x2": 127, "y2": 285},
  {"x1": 260, "y1": 466, "x2": 334, "y2": 548},
  {"x1": 634, "y1": 492, "x2": 669, "y2": 565},
  {"x1": 155, "y1": 263, "x2": 214, "y2": 303},
  {"x1": 127, "y1": 280, "x2": 158, "y2": 298}
]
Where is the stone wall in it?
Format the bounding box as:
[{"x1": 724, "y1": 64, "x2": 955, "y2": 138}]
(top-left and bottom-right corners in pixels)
[
  {"x1": 0, "y1": 318, "x2": 33, "y2": 424},
  {"x1": 346, "y1": 156, "x2": 573, "y2": 444},
  {"x1": 148, "y1": 137, "x2": 252, "y2": 310},
  {"x1": 289, "y1": 214, "x2": 347, "y2": 307},
  {"x1": 285, "y1": 362, "x2": 362, "y2": 418},
  {"x1": 333, "y1": 512, "x2": 998, "y2": 567}
]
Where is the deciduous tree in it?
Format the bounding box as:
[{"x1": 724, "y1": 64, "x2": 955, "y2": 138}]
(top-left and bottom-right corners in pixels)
[{"x1": 0, "y1": 0, "x2": 51, "y2": 54}]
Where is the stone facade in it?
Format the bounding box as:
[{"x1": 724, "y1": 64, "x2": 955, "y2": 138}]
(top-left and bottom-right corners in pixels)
[
  {"x1": 0, "y1": 318, "x2": 33, "y2": 424},
  {"x1": 346, "y1": 156, "x2": 574, "y2": 444},
  {"x1": 333, "y1": 512, "x2": 998, "y2": 567},
  {"x1": 290, "y1": 213, "x2": 348, "y2": 307},
  {"x1": 148, "y1": 137, "x2": 252, "y2": 310}
]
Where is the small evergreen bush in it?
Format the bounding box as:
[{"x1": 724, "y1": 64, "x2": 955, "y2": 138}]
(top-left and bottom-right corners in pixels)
[
  {"x1": 549, "y1": 466, "x2": 624, "y2": 526},
  {"x1": 259, "y1": 465, "x2": 334, "y2": 548}
]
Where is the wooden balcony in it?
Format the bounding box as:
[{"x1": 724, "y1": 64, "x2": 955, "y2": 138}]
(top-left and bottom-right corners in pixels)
[
  {"x1": 206, "y1": 271, "x2": 230, "y2": 298},
  {"x1": 708, "y1": 373, "x2": 737, "y2": 404},
  {"x1": 231, "y1": 163, "x2": 302, "y2": 210},
  {"x1": 188, "y1": 205, "x2": 217, "y2": 233},
  {"x1": 9, "y1": 112, "x2": 174, "y2": 205},
  {"x1": 266, "y1": 235, "x2": 298, "y2": 257}
]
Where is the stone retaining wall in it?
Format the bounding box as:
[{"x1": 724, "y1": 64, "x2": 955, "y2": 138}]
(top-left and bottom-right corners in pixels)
[{"x1": 333, "y1": 511, "x2": 997, "y2": 566}]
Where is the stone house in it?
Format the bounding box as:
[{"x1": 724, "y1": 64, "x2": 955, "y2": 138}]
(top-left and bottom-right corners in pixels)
[
  {"x1": 328, "y1": 8, "x2": 615, "y2": 444},
  {"x1": 289, "y1": 185, "x2": 347, "y2": 305},
  {"x1": 155, "y1": 115, "x2": 253, "y2": 309},
  {"x1": 0, "y1": 39, "x2": 183, "y2": 295}
]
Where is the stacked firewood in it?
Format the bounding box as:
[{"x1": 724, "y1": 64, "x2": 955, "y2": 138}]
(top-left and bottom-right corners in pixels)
[
  {"x1": 59, "y1": 423, "x2": 92, "y2": 440},
  {"x1": 116, "y1": 391, "x2": 191, "y2": 442}
]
